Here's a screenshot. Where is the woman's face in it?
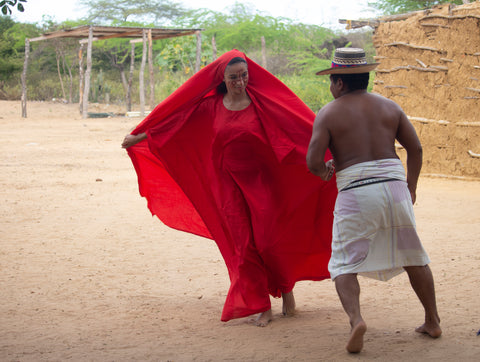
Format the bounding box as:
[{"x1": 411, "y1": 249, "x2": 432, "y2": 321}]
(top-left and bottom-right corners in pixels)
[{"x1": 223, "y1": 62, "x2": 248, "y2": 95}]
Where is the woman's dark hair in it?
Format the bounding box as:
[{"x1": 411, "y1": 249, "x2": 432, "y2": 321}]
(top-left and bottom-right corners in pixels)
[
  {"x1": 330, "y1": 73, "x2": 369, "y2": 91},
  {"x1": 216, "y1": 57, "x2": 248, "y2": 94}
]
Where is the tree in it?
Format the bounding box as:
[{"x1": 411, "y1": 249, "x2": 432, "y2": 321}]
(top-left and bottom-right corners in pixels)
[
  {"x1": 79, "y1": 0, "x2": 186, "y2": 24},
  {"x1": 1, "y1": 0, "x2": 26, "y2": 15},
  {"x1": 368, "y1": 0, "x2": 466, "y2": 15}
]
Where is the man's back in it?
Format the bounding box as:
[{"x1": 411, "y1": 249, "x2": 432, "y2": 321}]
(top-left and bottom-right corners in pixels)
[{"x1": 320, "y1": 90, "x2": 405, "y2": 172}]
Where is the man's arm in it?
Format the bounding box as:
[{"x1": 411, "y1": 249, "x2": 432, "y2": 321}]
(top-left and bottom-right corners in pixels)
[
  {"x1": 396, "y1": 111, "x2": 423, "y2": 204},
  {"x1": 307, "y1": 110, "x2": 334, "y2": 181}
]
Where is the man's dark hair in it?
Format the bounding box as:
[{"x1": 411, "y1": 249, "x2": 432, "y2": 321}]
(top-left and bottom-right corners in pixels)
[
  {"x1": 330, "y1": 73, "x2": 369, "y2": 91},
  {"x1": 217, "y1": 57, "x2": 248, "y2": 94}
]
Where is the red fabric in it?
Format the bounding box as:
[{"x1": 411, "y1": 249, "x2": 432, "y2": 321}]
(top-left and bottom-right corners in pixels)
[{"x1": 127, "y1": 49, "x2": 338, "y2": 321}]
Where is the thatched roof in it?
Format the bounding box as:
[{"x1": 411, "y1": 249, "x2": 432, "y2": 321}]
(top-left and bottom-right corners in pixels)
[{"x1": 29, "y1": 25, "x2": 203, "y2": 42}]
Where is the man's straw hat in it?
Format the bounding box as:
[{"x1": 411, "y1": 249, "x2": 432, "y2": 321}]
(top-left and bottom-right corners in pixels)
[{"x1": 316, "y1": 47, "x2": 379, "y2": 75}]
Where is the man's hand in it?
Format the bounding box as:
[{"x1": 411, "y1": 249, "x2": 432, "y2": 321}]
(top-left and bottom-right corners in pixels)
[{"x1": 322, "y1": 159, "x2": 335, "y2": 181}]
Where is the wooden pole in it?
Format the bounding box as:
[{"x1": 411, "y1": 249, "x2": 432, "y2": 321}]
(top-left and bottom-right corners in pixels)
[
  {"x1": 82, "y1": 26, "x2": 93, "y2": 119},
  {"x1": 148, "y1": 29, "x2": 155, "y2": 111},
  {"x1": 139, "y1": 29, "x2": 147, "y2": 117},
  {"x1": 195, "y1": 30, "x2": 201, "y2": 73},
  {"x1": 261, "y1": 36, "x2": 267, "y2": 69},
  {"x1": 127, "y1": 42, "x2": 135, "y2": 112},
  {"x1": 21, "y1": 38, "x2": 30, "y2": 118},
  {"x1": 78, "y1": 43, "x2": 84, "y2": 114},
  {"x1": 212, "y1": 36, "x2": 217, "y2": 61}
]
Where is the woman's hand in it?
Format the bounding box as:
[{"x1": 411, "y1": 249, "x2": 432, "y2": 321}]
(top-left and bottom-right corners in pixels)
[{"x1": 121, "y1": 133, "x2": 147, "y2": 148}]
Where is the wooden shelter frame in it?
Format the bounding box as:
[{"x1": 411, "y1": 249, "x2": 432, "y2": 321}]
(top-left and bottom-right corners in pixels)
[{"x1": 21, "y1": 25, "x2": 203, "y2": 118}]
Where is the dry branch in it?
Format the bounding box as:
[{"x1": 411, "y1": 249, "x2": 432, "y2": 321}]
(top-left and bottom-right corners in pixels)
[
  {"x1": 468, "y1": 150, "x2": 480, "y2": 158},
  {"x1": 384, "y1": 42, "x2": 446, "y2": 54},
  {"x1": 420, "y1": 14, "x2": 480, "y2": 21},
  {"x1": 440, "y1": 58, "x2": 454, "y2": 62},
  {"x1": 408, "y1": 116, "x2": 449, "y2": 125},
  {"x1": 456, "y1": 121, "x2": 480, "y2": 127},
  {"x1": 384, "y1": 85, "x2": 408, "y2": 89},
  {"x1": 466, "y1": 87, "x2": 480, "y2": 93},
  {"x1": 416, "y1": 59, "x2": 427, "y2": 68},
  {"x1": 421, "y1": 23, "x2": 450, "y2": 28},
  {"x1": 430, "y1": 65, "x2": 448, "y2": 71},
  {"x1": 376, "y1": 65, "x2": 439, "y2": 73},
  {"x1": 338, "y1": 19, "x2": 380, "y2": 29}
]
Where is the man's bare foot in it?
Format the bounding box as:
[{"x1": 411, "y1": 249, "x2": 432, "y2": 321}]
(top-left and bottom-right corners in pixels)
[
  {"x1": 282, "y1": 291, "x2": 296, "y2": 316},
  {"x1": 346, "y1": 320, "x2": 367, "y2": 353},
  {"x1": 415, "y1": 322, "x2": 442, "y2": 338},
  {"x1": 252, "y1": 309, "x2": 273, "y2": 327}
]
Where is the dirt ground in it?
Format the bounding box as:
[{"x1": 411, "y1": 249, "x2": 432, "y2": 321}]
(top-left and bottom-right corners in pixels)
[{"x1": 1, "y1": 100, "x2": 479, "y2": 361}]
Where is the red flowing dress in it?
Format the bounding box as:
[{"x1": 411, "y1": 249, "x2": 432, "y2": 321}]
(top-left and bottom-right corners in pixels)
[{"x1": 126, "y1": 49, "x2": 338, "y2": 321}]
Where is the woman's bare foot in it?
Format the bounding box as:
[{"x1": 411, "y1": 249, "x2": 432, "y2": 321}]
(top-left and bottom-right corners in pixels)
[
  {"x1": 346, "y1": 320, "x2": 367, "y2": 353},
  {"x1": 252, "y1": 309, "x2": 273, "y2": 327},
  {"x1": 282, "y1": 291, "x2": 296, "y2": 316}
]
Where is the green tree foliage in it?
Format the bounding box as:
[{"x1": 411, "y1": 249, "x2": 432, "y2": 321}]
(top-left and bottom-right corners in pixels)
[
  {"x1": 172, "y1": 2, "x2": 336, "y2": 75},
  {"x1": 0, "y1": 0, "x2": 372, "y2": 110},
  {"x1": 368, "y1": 0, "x2": 465, "y2": 15},
  {"x1": 79, "y1": 0, "x2": 186, "y2": 24},
  {"x1": 0, "y1": 16, "x2": 37, "y2": 79},
  {"x1": 1, "y1": 0, "x2": 26, "y2": 15}
]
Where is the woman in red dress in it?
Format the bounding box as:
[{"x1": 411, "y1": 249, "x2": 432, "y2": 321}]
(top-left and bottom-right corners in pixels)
[{"x1": 122, "y1": 49, "x2": 337, "y2": 326}]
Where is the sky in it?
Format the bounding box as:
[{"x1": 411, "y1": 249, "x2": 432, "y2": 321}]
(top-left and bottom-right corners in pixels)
[{"x1": 11, "y1": 0, "x2": 379, "y2": 30}]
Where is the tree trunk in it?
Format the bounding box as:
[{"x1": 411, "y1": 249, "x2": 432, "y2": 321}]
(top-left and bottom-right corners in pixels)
[
  {"x1": 212, "y1": 36, "x2": 217, "y2": 61},
  {"x1": 64, "y1": 55, "x2": 73, "y2": 104},
  {"x1": 21, "y1": 38, "x2": 30, "y2": 118},
  {"x1": 82, "y1": 26, "x2": 93, "y2": 119},
  {"x1": 148, "y1": 29, "x2": 155, "y2": 110},
  {"x1": 195, "y1": 31, "x2": 201, "y2": 73},
  {"x1": 56, "y1": 49, "x2": 66, "y2": 101},
  {"x1": 78, "y1": 43, "x2": 85, "y2": 114},
  {"x1": 261, "y1": 36, "x2": 267, "y2": 69},
  {"x1": 127, "y1": 42, "x2": 135, "y2": 112},
  {"x1": 139, "y1": 29, "x2": 147, "y2": 117}
]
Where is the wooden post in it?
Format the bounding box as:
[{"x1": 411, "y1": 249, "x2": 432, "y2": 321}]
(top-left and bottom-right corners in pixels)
[
  {"x1": 148, "y1": 29, "x2": 155, "y2": 111},
  {"x1": 212, "y1": 36, "x2": 217, "y2": 61},
  {"x1": 139, "y1": 29, "x2": 147, "y2": 117},
  {"x1": 261, "y1": 36, "x2": 267, "y2": 69},
  {"x1": 127, "y1": 42, "x2": 135, "y2": 112},
  {"x1": 78, "y1": 43, "x2": 84, "y2": 113},
  {"x1": 82, "y1": 26, "x2": 93, "y2": 119},
  {"x1": 195, "y1": 30, "x2": 201, "y2": 73},
  {"x1": 21, "y1": 38, "x2": 30, "y2": 118}
]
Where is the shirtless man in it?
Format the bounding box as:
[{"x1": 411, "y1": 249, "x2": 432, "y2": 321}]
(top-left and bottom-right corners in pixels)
[{"x1": 306, "y1": 48, "x2": 441, "y2": 353}]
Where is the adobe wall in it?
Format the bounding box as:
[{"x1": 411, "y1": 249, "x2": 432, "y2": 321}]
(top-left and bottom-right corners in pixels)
[{"x1": 372, "y1": 2, "x2": 480, "y2": 178}]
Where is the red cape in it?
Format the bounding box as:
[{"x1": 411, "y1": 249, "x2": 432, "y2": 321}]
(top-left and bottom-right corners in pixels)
[{"x1": 127, "y1": 49, "x2": 337, "y2": 321}]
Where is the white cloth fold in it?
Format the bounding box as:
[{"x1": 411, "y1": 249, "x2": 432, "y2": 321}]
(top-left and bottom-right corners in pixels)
[{"x1": 329, "y1": 159, "x2": 430, "y2": 281}]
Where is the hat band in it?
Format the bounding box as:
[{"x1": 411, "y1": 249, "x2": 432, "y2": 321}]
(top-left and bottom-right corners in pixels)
[{"x1": 331, "y1": 62, "x2": 364, "y2": 68}]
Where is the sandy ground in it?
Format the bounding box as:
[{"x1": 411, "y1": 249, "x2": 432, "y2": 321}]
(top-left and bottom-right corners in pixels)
[{"x1": 1, "y1": 100, "x2": 480, "y2": 361}]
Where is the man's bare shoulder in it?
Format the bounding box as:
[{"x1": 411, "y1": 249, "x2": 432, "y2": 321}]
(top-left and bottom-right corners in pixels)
[{"x1": 315, "y1": 99, "x2": 342, "y2": 121}]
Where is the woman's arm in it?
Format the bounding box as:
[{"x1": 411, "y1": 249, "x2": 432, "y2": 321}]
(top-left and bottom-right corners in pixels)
[{"x1": 121, "y1": 132, "x2": 147, "y2": 148}]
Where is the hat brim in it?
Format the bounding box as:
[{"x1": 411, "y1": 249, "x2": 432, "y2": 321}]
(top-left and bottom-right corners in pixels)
[{"x1": 316, "y1": 63, "x2": 379, "y2": 75}]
